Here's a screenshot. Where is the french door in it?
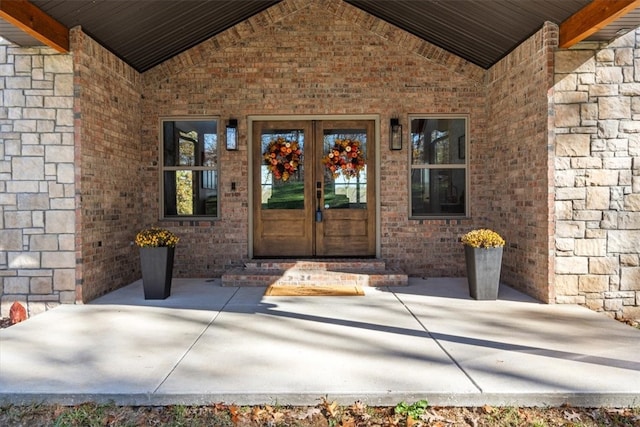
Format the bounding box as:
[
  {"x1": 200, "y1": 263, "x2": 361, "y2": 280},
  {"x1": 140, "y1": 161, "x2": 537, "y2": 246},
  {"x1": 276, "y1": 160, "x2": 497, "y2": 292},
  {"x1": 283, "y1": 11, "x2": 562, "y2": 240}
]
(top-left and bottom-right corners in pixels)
[{"x1": 253, "y1": 119, "x2": 375, "y2": 257}]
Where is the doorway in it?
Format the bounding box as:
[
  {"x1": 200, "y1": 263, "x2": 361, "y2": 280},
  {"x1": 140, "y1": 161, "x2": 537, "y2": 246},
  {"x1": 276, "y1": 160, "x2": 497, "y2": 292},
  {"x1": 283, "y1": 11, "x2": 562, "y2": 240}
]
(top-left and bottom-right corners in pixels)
[{"x1": 252, "y1": 119, "x2": 376, "y2": 257}]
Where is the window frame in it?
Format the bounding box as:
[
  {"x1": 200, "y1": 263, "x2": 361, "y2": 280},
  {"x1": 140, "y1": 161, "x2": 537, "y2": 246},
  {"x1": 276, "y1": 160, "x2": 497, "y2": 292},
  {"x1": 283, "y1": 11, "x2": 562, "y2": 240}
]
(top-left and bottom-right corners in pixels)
[
  {"x1": 408, "y1": 114, "x2": 469, "y2": 219},
  {"x1": 159, "y1": 116, "x2": 220, "y2": 220}
]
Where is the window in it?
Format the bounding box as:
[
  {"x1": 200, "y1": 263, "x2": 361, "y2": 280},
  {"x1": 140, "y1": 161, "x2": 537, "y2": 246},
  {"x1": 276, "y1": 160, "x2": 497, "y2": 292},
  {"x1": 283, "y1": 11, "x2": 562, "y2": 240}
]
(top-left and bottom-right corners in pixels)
[
  {"x1": 410, "y1": 116, "x2": 467, "y2": 217},
  {"x1": 161, "y1": 118, "x2": 219, "y2": 219}
]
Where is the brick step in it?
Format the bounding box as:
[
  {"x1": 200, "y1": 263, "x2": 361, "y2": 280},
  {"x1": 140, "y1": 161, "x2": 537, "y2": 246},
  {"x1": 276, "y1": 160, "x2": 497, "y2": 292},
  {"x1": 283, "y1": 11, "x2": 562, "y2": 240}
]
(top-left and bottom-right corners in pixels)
[
  {"x1": 221, "y1": 259, "x2": 407, "y2": 287},
  {"x1": 242, "y1": 259, "x2": 388, "y2": 272}
]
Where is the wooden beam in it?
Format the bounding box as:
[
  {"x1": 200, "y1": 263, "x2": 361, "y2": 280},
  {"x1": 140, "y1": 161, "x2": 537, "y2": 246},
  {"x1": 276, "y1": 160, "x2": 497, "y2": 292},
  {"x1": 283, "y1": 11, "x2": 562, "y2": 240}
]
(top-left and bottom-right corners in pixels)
[
  {"x1": 0, "y1": 0, "x2": 69, "y2": 52},
  {"x1": 559, "y1": 0, "x2": 640, "y2": 48}
]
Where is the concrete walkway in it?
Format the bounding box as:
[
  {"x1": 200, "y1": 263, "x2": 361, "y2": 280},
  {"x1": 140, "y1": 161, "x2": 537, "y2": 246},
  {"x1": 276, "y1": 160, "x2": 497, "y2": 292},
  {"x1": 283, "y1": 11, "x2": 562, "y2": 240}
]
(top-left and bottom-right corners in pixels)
[{"x1": 1, "y1": 278, "x2": 639, "y2": 408}]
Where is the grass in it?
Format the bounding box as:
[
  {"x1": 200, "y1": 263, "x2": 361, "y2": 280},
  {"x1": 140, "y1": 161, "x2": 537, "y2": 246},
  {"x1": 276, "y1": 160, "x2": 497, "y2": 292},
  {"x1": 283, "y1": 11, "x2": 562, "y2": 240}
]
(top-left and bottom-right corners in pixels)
[{"x1": 2, "y1": 401, "x2": 640, "y2": 427}]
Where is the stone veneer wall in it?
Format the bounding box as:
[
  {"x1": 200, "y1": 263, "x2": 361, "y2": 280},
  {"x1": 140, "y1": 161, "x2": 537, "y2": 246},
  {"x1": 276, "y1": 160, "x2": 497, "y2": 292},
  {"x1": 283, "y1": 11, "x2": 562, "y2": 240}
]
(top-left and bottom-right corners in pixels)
[
  {"x1": 0, "y1": 38, "x2": 76, "y2": 317},
  {"x1": 71, "y1": 29, "x2": 144, "y2": 302},
  {"x1": 141, "y1": 0, "x2": 487, "y2": 277},
  {"x1": 483, "y1": 23, "x2": 558, "y2": 302},
  {"x1": 554, "y1": 29, "x2": 640, "y2": 320}
]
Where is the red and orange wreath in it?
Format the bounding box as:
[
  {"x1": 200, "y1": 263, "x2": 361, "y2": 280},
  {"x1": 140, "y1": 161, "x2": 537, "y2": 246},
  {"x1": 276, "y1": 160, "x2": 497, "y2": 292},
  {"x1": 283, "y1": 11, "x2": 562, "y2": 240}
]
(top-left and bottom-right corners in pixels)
[
  {"x1": 322, "y1": 138, "x2": 365, "y2": 179},
  {"x1": 263, "y1": 137, "x2": 302, "y2": 181}
]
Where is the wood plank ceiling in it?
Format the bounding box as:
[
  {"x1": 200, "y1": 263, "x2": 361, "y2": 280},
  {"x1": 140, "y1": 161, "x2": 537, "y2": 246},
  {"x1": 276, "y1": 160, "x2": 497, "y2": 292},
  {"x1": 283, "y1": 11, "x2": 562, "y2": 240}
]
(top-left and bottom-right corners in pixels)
[{"x1": 1, "y1": 0, "x2": 639, "y2": 72}]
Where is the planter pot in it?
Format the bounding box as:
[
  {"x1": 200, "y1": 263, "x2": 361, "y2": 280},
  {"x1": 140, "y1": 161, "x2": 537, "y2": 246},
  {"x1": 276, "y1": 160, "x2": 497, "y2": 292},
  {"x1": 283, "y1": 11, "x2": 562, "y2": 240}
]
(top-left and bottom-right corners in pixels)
[
  {"x1": 139, "y1": 246, "x2": 175, "y2": 300},
  {"x1": 464, "y1": 245, "x2": 503, "y2": 300}
]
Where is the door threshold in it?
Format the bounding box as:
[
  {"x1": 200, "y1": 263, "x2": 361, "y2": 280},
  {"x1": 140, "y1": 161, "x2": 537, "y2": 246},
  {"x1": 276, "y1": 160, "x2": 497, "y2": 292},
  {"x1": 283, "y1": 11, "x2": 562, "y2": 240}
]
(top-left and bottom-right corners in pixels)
[{"x1": 251, "y1": 256, "x2": 377, "y2": 260}]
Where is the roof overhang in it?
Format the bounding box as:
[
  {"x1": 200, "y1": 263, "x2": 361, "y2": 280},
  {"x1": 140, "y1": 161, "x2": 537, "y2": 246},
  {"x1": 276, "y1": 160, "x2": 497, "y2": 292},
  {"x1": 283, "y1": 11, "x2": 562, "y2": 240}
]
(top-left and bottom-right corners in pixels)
[
  {"x1": 559, "y1": 0, "x2": 640, "y2": 47},
  {"x1": 0, "y1": 0, "x2": 68, "y2": 52},
  {"x1": 1, "y1": 0, "x2": 639, "y2": 72}
]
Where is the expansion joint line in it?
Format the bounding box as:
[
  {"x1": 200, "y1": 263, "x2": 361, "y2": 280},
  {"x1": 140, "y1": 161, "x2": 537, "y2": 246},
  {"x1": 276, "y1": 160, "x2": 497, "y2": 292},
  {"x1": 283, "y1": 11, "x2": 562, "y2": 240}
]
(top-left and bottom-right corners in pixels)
[
  {"x1": 390, "y1": 289, "x2": 483, "y2": 393},
  {"x1": 153, "y1": 286, "x2": 241, "y2": 393}
]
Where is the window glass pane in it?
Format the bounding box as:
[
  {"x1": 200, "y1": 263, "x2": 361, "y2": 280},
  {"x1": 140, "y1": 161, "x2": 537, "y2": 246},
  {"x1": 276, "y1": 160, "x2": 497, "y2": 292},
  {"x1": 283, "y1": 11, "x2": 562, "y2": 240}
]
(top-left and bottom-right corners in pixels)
[
  {"x1": 203, "y1": 133, "x2": 217, "y2": 167},
  {"x1": 163, "y1": 121, "x2": 218, "y2": 167},
  {"x1": 163, "y1": 170, "x2": 218, "y2": 217},
  {"x1": 261, "y1": 130, "x2": 305, "y2": 209},
  {"x1": 411, "y1": 168, "x2": 465, "y2": 216},
  {"x1": 179, "y1": 131, "x2": 196, "y2": 166},
  {"x1": 411, "y1": 118, "x2": 465, "y2": 165},
  {"x1": 322, "y1": 129, "x2": 367, "y2": 209}
]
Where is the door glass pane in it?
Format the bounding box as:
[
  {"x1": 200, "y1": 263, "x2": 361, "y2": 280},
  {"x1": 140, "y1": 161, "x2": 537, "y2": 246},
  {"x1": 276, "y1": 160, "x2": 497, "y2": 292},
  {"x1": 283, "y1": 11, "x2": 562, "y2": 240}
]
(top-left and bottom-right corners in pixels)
[
  {"x1": 261, "y1": 129, "x2": 305, "y2": 209},
  {"x1": 322, "y1": 129, "x2": 367, "y2": 209}
]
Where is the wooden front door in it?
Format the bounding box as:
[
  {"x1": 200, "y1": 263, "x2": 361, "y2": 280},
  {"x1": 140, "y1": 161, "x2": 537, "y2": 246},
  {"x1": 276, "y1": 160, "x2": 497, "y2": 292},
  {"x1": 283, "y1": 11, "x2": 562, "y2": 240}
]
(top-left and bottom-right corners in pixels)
[{"x1": 253, "y1": 119, "x2": 375, "y2": 257}]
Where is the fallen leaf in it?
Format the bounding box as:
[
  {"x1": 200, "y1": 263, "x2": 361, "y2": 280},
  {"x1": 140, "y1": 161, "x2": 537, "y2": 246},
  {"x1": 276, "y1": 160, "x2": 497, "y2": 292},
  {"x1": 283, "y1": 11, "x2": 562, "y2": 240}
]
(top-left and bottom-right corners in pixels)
[
  {"x1": 298, "y1": 407, "x2": 321, "y2": 420},
  {"x1": 422, "y1": 409, "x2": 454, "y2": 424},
  {"x1": 350, "y1": 400, "x2": 368, "y2": 415},
  {"x1": 320, "y1": 397, "x2": 340, "y2": 418},
  {"x1": 482, "y1": 405, "x2": 494, "y2": 414},
  {"x1": 272, "y1": 411, "x2": 285, "y2": 424},
  {"x1": 388, "y1": 414, "x2": 402, "y2": 426},
  {"x1": 564, "y1": 410, "x2": 582, "y2": 422},
  {"x1": 229, "y1": 404, "x2": 240, "y2": 425},
  {"x1": 341, "y1": 414, "x2": 356, "y2": 427},
  {"x1": 250, "y1": 406, "x2": 265, "y2": 422},
  {"x1": 212, "y1": 402, "x2": 228, "y2": 416}
]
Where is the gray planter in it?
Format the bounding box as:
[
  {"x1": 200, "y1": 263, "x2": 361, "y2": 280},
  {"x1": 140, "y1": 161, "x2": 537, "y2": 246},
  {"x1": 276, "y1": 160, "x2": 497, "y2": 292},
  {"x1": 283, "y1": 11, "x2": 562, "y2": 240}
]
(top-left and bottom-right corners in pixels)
[
  {"x1": 139, "y1": 246, "x2": 175, "y2": 300},
  {"x1": 464, "y1": 245, "x2": 503, "y2": 300}
]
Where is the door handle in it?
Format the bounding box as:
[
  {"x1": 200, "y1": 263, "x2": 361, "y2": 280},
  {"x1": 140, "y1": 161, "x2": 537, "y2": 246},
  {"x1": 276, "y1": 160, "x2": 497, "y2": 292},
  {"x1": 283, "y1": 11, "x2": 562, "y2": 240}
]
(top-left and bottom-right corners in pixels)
[{"x1": 316, "y1": 182, "x2": 322, "y2": 222}]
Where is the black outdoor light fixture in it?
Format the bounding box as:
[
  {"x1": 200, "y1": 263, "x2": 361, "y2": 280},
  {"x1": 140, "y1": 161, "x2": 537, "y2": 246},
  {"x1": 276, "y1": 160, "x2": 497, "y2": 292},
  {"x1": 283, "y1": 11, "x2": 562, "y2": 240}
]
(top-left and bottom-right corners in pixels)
[
  {"x1": 226, "y1": 118, "x2": 238, "y2": 151},
  {"x1": 390, "y1": 118, "x2": 402, "y2": 150}
]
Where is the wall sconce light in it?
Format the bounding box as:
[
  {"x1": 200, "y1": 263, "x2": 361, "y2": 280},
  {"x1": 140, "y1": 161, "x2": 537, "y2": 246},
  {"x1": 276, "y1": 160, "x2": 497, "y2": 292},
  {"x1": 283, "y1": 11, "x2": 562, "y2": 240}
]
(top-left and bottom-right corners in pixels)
[
  {"x1": 226, "y1": 118, "x2": 238, "y2": 151},
  {"x1": 390, "y1": 118, "x2": 402, "y2": 150}
]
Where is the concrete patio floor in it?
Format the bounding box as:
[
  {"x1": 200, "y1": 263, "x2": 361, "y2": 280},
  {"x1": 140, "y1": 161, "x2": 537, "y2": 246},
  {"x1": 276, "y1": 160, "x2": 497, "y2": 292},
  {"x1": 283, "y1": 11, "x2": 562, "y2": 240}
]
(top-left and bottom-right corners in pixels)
[{"x1": 0, "y1": 277, "x2": 639, "y2": 408}]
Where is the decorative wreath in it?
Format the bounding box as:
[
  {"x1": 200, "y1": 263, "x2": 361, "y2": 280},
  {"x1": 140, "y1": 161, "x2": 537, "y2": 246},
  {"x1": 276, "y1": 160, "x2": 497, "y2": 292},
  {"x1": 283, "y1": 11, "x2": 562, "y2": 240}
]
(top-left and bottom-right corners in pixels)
[
  {"x1": 263, "y1": 137, "x2": 302, "y2": 182},
  {"x1": 322, "y1": 138, "x2": 365, "y2": 179}
]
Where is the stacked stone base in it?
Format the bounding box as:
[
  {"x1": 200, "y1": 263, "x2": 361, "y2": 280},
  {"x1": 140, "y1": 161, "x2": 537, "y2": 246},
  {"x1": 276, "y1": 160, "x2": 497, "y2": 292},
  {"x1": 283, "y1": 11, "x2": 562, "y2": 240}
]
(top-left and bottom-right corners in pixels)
[{"x1": 553, "y1": 30, "x2": 640, "y2": 321}]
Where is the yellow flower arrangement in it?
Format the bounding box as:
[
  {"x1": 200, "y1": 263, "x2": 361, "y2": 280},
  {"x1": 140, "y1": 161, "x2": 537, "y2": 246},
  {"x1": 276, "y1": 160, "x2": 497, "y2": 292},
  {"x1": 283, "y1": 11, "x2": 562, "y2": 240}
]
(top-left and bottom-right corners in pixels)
[
  {"x1": 322, "y1": 138, "x2": 365, "y2": 179},
  {"x1": 135, "y1": 227, "x2": 179, "y2": 248},
  {"x1": 461, "y1": 229, "x2": 505, "y2": 248},
  {"x1": 263, "y1": 137, "x2": 302, "y2": 182}
]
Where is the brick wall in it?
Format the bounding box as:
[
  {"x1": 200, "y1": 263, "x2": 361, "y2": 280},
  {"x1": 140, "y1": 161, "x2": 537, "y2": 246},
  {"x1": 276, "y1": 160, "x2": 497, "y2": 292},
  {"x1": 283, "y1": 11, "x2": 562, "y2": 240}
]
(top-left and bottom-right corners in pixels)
[
  {"x1": 0, "y1": 38, "x2": 76, "y2": 317},
  {"x1": 71, "y1": 29, "x2": 144, "y2": 302},
  {"x1": 484, "y1": 23, "x2": 558, "y2": 302},
  {"x1": 9, "y1": 0, "x2": 636, "y2": 318},
  {"x1": 553, "y1": 29, "x2": 640, "y2": 320},
  {"x1": 142, "y1": 0, "x2": 487, "y2": 278}
]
